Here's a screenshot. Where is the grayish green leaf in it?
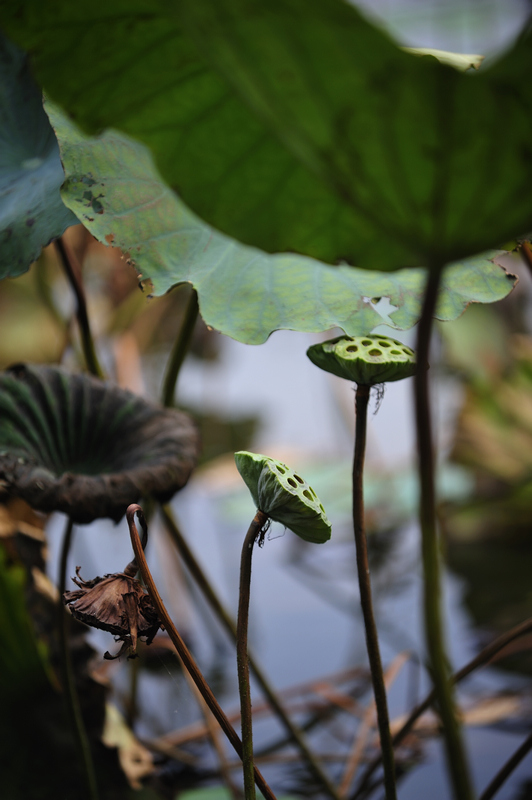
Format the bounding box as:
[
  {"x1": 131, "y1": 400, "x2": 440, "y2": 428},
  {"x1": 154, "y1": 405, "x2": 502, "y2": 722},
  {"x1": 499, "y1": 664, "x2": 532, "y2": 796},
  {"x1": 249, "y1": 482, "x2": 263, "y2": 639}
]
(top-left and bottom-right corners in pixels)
[{"x1": 48, "y1": 105, "x2": 517, "y2": 345}]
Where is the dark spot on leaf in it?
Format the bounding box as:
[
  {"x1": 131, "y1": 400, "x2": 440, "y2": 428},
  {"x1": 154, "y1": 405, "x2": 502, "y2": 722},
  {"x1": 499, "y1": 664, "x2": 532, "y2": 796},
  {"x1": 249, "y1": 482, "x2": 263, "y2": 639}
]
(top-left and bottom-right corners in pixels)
[{"x1": 26, "y1": 218, "x2": 35, "y2": 227}]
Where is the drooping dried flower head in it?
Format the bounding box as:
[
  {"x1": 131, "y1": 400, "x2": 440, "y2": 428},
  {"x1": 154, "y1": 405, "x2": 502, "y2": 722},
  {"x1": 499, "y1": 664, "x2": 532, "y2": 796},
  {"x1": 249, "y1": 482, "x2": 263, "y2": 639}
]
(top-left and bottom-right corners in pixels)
[
  {"x1": 64, "y1": 565, "x2": 161, "y2": 660},
  {"x1": 0, "y1": 364, "x2": 199, "y2": 523}
]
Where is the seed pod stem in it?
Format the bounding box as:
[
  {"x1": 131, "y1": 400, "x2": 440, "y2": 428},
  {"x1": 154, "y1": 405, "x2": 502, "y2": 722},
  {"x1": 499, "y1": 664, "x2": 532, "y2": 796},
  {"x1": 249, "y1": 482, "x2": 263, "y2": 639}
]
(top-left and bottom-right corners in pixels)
[
  {"x1": 237, "y1": 510, "x2": 270, "y2": 800},
  {"x1": 352, "y1": 385, "x2": 397, "y2": 800}
]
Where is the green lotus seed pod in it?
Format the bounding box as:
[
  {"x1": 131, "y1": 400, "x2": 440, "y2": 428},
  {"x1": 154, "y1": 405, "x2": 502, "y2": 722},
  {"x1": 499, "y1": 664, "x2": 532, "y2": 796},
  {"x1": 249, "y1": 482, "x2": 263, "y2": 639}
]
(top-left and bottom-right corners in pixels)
[
  {"x1": 306, "y1": 335, "x2": 417, "y2": 385},
  {"x1": 234, "y1": 451, "x2": 331, "y2": 544}
]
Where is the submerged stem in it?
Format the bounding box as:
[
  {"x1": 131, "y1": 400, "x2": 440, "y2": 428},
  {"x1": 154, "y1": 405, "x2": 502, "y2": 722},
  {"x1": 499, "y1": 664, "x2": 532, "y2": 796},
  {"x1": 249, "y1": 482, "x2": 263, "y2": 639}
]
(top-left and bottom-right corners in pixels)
[
  {"x1": 126, "y1": 505, "x2": 276, "y2": 800},
  {"x1": 161, "y1": 287, "x2": 199, "y2": 407},
  {"x1": 414, "y1": 266, "x2": 473, "y2": 800},
  {"x1": 352, "y1": 384, "x2": 396, "y2": 800},
  {"x1": 58, "y1": 517, "x2": 99, "y2": 800},
  {"x1": 237, "y1": 511, "x2": 269, "y2": 800},
  {"x1": 55, "y1": 237, "x2": 104, "y2": 379}
]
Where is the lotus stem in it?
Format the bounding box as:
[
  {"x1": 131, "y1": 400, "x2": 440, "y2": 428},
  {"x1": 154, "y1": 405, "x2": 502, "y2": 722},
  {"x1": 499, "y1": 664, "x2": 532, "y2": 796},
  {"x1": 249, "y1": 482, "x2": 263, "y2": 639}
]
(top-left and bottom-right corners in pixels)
[
  {"x1": 161, "y1": 505, "x2": 341, "y2": 800},
  {"x1": 352, "y1": 384, "x2": 396, "y2": 800},
  {"x1": 414, "y1": 266, "x2": 473, "y2": 800},
  {"x1": 126, "y1": 504, "x2": 277, "y2": 800},
  {"x1": 237, "y1": 510, "x2": 270, "y2": 800},
  {"x1": 58, "y1": 516, "x2": 100, "y2": 800},
  {"x1": 55, "y1": 237, "x2": 104, "y2": 379},
  {"x1": 161, "y1": 286, "x2": 199, "y2": 407}
]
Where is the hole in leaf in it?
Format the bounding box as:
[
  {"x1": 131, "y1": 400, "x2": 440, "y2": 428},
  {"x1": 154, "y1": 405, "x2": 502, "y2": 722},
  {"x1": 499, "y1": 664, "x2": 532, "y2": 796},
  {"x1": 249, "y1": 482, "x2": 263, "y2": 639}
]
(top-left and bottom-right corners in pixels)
[
  {"x1": 368, "y1": 349, "x2": 382, "y2": 356},
  {"x1": 294, "y1": 474, "x2": 304, "y2": 484},
  {"x1": 287, "y1": 478, "x2": 297, "y2": 488},
  {"x1": 346, "y1": 345, "x2": 358, "y2": 352}
]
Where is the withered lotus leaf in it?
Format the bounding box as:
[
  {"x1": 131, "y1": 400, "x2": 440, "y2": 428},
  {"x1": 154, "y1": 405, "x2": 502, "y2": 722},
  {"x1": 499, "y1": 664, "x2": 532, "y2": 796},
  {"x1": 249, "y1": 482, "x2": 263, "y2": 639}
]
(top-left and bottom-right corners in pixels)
[
  {"x1": 0, "y1": 364, "x2": 199, "y2": 523},
  {"x1": 64, "y1": 566, "x2": 161, "y2": 659}
]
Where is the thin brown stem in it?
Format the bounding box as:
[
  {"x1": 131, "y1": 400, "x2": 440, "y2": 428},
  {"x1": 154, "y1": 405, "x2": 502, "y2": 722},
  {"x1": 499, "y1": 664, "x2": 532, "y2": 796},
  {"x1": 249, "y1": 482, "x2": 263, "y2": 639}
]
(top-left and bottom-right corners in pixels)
[
  {"x1": 352, "y1": 384, "x2": 396, "y2": 800},
  {"x1": 55, "y1": 237, "x2": 104, "y2": 379},
  {"x1": 161, "y1": 505, "x2": 340, "y2": 800},
  {"x1": 237, "y1": 511, "x2": 269, "y2": 800},
  {"x1": 58, "y1": 517, "x2": 99, "y2": 800},
  {"x1": 125, "y1": 505, "x2": 276, "y2": 800},
  {"x1": 414, "y1": 266, "x2": 473, "y2": 800}
]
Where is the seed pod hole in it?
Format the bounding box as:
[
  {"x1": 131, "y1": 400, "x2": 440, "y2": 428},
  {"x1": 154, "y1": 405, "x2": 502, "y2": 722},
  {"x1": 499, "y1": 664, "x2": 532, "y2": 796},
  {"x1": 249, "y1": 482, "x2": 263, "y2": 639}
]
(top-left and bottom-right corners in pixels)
[
  {"x1": 276, "y1": 465, "x2": 285, "y2": 474},
  {"x1": 361, "y1": 339, "x2": 372, "y2": 346},
  {"x1": 391, "y1": 350, "x2": 401, "y2": 355},
  {"x1": 287, "y1": 477, "x2": 297, "y2": 488},
  {"x1": 369, "y1": 349, "x2": 382, "y2": 356},
  {"x1": 294, "y1": 474, "x2": 304, "y2": 484},
  {"x1": 303, "y1": 489, "x2": 312, "y2": 500},
  {"x1": 346, "y1": 345, "x2": 358, "y2": 352},
  {"x1": 379, "y1": 341, "x2": 391, "y2": 347}
]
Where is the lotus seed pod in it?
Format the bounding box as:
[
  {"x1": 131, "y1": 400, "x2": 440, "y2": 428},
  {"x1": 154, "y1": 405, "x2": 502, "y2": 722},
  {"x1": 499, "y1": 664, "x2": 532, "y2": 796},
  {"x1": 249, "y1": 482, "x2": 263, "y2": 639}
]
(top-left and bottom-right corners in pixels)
[
  {"x1": 306, "y1": 334, "x2": 417, "y2": 385},
  {"x1": 234, "y1": 451, "x2": 331, "y2": 544}
]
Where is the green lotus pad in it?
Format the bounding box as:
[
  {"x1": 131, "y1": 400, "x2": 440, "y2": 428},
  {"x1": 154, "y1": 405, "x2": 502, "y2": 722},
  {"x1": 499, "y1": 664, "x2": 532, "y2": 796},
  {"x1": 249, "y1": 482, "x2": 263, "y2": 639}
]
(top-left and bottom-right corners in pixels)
[
  {"x1": 307, "y1": 334, "x2": 417, "y2": 385},
  {"x1": 234, "y1": 451, "x2": 331, "y2": 544}
]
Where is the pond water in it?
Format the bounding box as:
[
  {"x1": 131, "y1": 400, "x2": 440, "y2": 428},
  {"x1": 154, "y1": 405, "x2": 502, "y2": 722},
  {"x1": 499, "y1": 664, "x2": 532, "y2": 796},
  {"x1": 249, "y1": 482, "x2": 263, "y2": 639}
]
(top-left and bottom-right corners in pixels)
[{"x1": 46, "y1": 328, "x2": 532, "y2": 799}]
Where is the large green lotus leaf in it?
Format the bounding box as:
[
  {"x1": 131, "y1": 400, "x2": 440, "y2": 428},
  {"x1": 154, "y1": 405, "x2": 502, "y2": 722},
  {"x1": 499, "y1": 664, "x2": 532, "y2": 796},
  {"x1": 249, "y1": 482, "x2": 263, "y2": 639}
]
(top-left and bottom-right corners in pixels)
[
  {"x1": 1, "y1": 0, "x2": 531, "y2": 270},
  {"x1": 0, "y1": 33, "x2": 77, "y2": 278},
  {"x1": 48, "y1": 105, "x2": 516, "y2": 345}
]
